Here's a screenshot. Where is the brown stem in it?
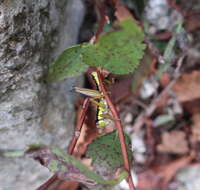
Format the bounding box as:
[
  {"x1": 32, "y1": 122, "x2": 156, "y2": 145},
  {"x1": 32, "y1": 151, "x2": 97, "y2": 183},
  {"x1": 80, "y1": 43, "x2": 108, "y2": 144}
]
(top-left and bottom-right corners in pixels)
[
  {"x1": 95, "y1": 1, "x2": 107, "y2": 42},
  {"x1": 96, "y1": 70, "x2": 136, "y2": 190},
  {"x1": 145, "y1": 119, "x2": 155, "y2": 165},
  {"x1": 68, "y1": 98, "x2": 90, "y2": 154},
  {"x1": 36, "y1": 175, "x2": 57, "y2": 190}
]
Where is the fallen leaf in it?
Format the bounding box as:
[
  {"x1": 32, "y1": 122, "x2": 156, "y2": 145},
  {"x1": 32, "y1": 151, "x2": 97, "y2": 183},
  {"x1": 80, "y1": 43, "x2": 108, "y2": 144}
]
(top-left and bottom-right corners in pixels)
[
  {"x1": 160, "y1": 72, "x2": 171, "y2": 87},
  {"x1": 137, "y1": 170, "x2": 163, "y2": 190},
  {"x1": 111, "y1": 75, "x2": 132, "y2": 102},
  {"x1": 157, "y1": 130, "x2": 189, "y2": 154},
  {"x1": 158, "y1": 152, "x2": 195, "y2": 184},
  {"x1": 190, "y1": 113, "x2": 200, "y2": 144},
  {"x1": 185, "y1": 12, "x2": 200, "y2": 32},
  {"x1": 137, "y1": 153, "x2": 195, "y2": 190},
  {"x1": 183, "y1": 99, "x2": 200, "y2": 115},
  {"x1": 173, "y1": 71, "x2": 200, "y2": 102}
]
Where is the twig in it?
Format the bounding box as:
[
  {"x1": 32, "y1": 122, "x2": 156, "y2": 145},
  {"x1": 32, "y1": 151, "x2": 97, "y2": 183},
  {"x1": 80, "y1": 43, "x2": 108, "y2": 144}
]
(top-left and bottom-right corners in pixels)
[
  {"x1": 144, "y1": 119, "x2": 155, "y2": 165},
  {"x1": 94, "y1": 1, "x2": 107, "y2": 42},
  {"x1": 68, "y1": 98, "x2": 90, "y2": 154},
  {"x1": 36, "y1": 175, "x2": 57, "y2": 190},
  {"x1": 133, "y1": 55, "x2": 185, "y2": 133},
  {"x1": 96, "y1": 70, "x2": 136, "y2": 190}
]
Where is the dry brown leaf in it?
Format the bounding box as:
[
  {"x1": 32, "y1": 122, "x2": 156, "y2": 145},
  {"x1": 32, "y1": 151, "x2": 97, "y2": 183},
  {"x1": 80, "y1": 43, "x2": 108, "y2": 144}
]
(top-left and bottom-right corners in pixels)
[
  {"x1": 185, "y1": 13, "x2": 200, "y2": 31},
  {"x1": 111, "y1": 76, "x2": 132, "y2": 102},
  {"x1": 137, "y1": 170, "x2": 163, "y2": 190},
  {"x1": 115, "y1": 3, "x2": 133, "y2": 21},
  {"x1": 160, "y1": 72, "x2": 170, "y2": 87},
  {"x1": 190, "y1": 113, "x2": 200, "y2": 144},
  {"x1": 173, "y1": 71, "x2": 200, "y2": 102},
  {"x1": 157, "y1": 130, "x2": 189, "y2": 154},
  {"x1": 137, "y1": 153, "x2": 195, "y2": 190},
  {"x1": 158, "y1": 152, "x2": 195, "y2": 184},
  {"x1": 183, "y1": 99, "x2": 200, "y2": 115}
]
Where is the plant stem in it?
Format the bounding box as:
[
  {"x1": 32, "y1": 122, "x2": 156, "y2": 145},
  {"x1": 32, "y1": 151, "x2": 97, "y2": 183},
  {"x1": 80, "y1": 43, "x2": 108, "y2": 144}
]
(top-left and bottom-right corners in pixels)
[
  {"x1": 95, "y1": 1, "x2": 107, "y2": 42},
  {"x1": 68, "y1": 98, "x2": 90, "y2": 154},
  {"x1": 96, "y1": 70, "x2": 136, "y2": 190},
  {"x1": 36, "y1": 175, "x2": 57, "y2": 190}
]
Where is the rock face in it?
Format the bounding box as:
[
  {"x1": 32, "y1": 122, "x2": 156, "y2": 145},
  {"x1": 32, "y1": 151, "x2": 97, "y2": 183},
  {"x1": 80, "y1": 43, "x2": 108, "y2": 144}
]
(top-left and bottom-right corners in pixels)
[{"x1": 0, "y1": 0, "x2": 85, "y2": 189}]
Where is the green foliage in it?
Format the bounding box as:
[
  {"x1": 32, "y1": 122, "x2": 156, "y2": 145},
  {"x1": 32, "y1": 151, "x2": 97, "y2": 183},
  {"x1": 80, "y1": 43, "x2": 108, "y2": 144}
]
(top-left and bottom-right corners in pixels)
[
  {"x1": 2, "y1": 150, "x2": 24, "y2": 158},
  {"x1": 86, "y1": 130, "x2": 133, "y2": 176},
  {"x1": 47, "y1": 45, "x2": 88, "y2": 81},
  {"x1": 27, "y1": 145, "x2": 128, "y2": 190},
  {"x1": 47, "y1": 19, "x2": 146, "y2": 81},
  {"x1": 83, "y1": 19, "x2": 145, "y2": 74},
  {"x1": 156, "y1": 23, "x2": 183, "y2": 79},
  {"x1": 151, "y1": 39, "x2": 168, "y2": 54}
]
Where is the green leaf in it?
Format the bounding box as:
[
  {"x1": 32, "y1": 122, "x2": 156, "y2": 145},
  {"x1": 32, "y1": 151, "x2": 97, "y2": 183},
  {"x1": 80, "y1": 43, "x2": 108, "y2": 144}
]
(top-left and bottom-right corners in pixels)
[
  {"x1": 47, "y1": 19, "x2": 146, "y2": 82},
  {"x1": 83, "y1": 19, "x2": 146, "y2": 74},
  {"x1": 1, "y1": 150, "x2": 24, "y2": 158},
  {"x1": 86, "y1": 130, "x2": 133, "y2": 177},
  {"x1": 47, "y1": 44, "x2": 89, "y2": 81},
  {"x1": 27, "y1": 145, "x2": 128, "y2": 189}
]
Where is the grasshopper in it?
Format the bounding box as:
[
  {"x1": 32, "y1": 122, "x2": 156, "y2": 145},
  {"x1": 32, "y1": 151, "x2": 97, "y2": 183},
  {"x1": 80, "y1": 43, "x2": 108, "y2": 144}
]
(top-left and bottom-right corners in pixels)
[{"x1": 73, "y1": 72, "x2": 111, "y2": 129}]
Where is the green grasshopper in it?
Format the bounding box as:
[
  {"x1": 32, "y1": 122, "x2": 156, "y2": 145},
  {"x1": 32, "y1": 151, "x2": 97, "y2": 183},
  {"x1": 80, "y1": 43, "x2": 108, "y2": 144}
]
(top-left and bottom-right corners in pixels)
[{"x1": 73, "y1": 72, "x2": 110, "y2": 129}]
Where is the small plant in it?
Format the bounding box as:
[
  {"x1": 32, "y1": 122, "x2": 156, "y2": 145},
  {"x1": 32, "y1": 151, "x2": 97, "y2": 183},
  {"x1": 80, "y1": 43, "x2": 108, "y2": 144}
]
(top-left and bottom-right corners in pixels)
[
  {"x1": 27, "y1": 131, "x2": 132, "y2": 190},
  {"x1": 31, "y1": 3, "x2": 146, "y2": 190},
  {"x1": 47, "y1": 19, "x2": 145, "y2": 81}
]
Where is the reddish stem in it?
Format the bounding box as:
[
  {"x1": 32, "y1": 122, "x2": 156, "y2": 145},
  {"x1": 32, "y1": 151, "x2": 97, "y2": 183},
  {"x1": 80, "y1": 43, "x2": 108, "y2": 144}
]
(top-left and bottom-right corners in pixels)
[
  {"x1": 96, "y1": 70, "x2": 136, "y2": 190},
  {"x1": 145, "y1": 119, "x2": 155, "y2": 165},
  {"x1": 36, "y1": 175, "x2": 57, "y2": 190},
  {"x1": 68, "y1": 98, "x2": 90, "y2": 154},
  {"x1": 95, "y1": 1, "x2": 107, "y2": 42}
]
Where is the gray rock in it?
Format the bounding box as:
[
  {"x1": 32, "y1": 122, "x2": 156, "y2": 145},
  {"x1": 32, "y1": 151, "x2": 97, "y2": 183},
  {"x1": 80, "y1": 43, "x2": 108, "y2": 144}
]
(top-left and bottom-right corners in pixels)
[{"x1": 0, "y1": 0, "x2": 85, "y2": 189}]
